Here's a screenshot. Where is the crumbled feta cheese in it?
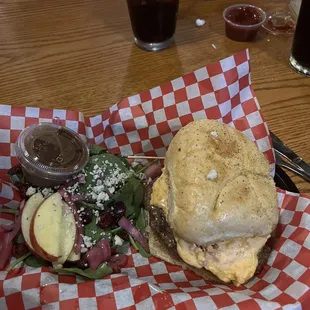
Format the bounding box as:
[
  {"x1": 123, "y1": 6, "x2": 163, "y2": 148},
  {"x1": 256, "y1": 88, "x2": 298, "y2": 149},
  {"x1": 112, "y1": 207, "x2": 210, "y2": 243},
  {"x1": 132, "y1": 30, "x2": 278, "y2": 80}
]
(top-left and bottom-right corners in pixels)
[
  {"x1": 97, "y1": 192, "x2": 109, "y2": 202},
  {"x1": 114, "y1": 235, "x2": 124, "y2": 246},
  {"x1": 96, "y1": 202, "x2": 104, "y2": 208},
  {"x1": 26, "y1": 187, "x2": 36, "y2": 197},
  {"x1": 210, "y1": 131, "x2": 218, "y2": 137},
  {"x1": 81, "y1": 247, "x2": 88, "y2": 253},
  {"x1": 196, "y1": 18, "x2": 206, "y2": 27},
  {"x1": 41, "y1": 188, "x2": 53, "y2": 197},
  {"x1": 82, "y1": 236, "x2": 93, "y2": 248},
  {"x1": 96, "y1": 179, "x2": 103, "y2": 186},
  {"x1": 207, "y1": 169, "x2": 218, "y2": 180}
]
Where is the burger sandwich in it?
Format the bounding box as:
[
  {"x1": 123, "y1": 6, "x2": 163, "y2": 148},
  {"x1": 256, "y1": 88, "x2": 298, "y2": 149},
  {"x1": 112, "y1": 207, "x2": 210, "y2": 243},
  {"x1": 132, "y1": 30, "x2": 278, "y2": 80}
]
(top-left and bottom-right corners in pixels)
[{"x1": 148, "y1": 120, "x2": 279, "y2": 286}]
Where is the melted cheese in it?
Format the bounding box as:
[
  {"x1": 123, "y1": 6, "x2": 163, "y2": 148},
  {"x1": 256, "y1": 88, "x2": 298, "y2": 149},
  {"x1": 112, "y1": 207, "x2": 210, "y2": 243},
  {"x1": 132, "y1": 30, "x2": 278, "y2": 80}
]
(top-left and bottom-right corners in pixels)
[
  {"x1": 150, "y1": 173, "x2": 168, "y2": 214},
  {"x1": 176, "y1": 235, "x2": 269, "y2": 286}
]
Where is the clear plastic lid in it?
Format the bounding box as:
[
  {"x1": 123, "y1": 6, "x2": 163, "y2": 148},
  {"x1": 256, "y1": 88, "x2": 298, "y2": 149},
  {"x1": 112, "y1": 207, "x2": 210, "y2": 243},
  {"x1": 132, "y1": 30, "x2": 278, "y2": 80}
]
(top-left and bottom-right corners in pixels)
[{"x1": 15, "y1": 123, "x2": 89, "y2": 180}]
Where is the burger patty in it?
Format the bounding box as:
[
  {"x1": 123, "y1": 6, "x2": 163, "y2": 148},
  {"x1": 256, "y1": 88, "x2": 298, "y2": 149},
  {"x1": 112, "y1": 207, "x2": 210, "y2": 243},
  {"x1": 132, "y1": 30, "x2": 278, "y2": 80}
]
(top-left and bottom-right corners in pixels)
[
  {"x1": 147, "y1": 204, "x2": 271, "y2": 277},
  {"x1": 148, "y1": 205, "x2": 177, "y2": 251}
]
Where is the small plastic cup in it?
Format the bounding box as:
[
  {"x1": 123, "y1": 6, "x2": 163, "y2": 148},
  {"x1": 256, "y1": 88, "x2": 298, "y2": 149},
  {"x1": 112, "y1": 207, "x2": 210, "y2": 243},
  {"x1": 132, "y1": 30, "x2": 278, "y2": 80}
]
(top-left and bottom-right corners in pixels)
[
  {"x1": 15, "y1": 123, "x2": 89, "y2": 187},
  {"x1": 223, "y1": 4, "x2": 266, "y2": 42}
]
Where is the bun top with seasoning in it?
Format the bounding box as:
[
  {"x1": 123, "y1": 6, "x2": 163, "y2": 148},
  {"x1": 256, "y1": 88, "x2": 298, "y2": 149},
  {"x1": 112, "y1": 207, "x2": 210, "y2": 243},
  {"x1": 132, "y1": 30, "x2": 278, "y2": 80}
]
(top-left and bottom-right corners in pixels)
[{"x1": 150, "y1": 119, "x2": 278, "y2": 286}]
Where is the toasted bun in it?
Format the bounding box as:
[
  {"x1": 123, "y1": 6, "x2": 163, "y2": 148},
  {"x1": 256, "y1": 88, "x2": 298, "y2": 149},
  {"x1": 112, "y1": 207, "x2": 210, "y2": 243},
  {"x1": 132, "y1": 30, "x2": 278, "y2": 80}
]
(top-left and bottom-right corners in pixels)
[{"x1": 152, "y1": 120, "x2": 278, "y2": 246}]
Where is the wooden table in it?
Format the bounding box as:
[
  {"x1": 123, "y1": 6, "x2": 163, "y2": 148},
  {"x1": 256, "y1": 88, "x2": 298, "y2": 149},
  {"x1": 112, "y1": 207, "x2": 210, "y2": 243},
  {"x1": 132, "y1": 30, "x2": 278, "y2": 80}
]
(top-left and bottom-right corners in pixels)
[{"x1": 0, "y1": 0, "x2": 309, "y2": 194}]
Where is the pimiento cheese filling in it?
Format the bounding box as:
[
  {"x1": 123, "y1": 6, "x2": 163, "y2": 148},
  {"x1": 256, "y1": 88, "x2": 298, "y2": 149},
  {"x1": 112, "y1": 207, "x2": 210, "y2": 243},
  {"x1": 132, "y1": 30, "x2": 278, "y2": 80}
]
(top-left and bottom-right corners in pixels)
[{"x1": 176, "y1": 235, "x2": 269, "y2": 286}]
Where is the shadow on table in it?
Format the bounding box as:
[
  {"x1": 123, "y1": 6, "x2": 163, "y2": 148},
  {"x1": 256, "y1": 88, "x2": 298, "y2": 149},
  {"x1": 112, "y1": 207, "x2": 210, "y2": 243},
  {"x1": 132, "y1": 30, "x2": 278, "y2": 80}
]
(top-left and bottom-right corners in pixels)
[{"x1": 118, "y1": 44, "x2": 184, "y2": 100}]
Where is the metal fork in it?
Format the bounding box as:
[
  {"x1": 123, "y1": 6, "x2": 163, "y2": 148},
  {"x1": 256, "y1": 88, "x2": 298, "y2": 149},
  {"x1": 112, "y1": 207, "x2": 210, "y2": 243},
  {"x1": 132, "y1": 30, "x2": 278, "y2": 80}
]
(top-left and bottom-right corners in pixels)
[{"x1": 274, "y1": 149, "x2": 310, "y2": 182}]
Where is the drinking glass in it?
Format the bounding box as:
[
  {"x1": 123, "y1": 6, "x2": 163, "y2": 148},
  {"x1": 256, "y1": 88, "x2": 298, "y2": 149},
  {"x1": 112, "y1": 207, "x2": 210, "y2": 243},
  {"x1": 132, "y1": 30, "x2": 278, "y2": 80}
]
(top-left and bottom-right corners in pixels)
[
  {"x1": 289, "y1": 0, "x2": 310, "y2": 76},
  {"x1": 126, "y1": 0, "x2": 179, "y2": 52}
]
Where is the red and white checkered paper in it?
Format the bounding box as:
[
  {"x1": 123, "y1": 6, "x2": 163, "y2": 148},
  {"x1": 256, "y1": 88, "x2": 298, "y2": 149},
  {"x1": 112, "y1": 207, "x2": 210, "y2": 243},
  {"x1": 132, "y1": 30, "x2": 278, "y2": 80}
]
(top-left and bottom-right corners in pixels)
[{"x1": 0, "y1": 49, "x2": 309, "y2": 310}]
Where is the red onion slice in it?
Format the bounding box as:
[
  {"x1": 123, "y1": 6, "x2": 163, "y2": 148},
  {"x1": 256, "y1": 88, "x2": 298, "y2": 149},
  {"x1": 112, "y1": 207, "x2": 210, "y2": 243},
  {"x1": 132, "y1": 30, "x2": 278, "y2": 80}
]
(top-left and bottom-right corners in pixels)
[
  {"x1": 96, "y1": 240, "x2": 112, "y2": 261},
  {"x1": 71, "y1": 194, "x2": 88, "y2": 202},
  {"x1": 7, "y1": 215, "x2": 21, "y2": 243},
  {"x1": 0, "y1": 233, "x2": 13, "y2": 269},
  {"x1": 108, "y1": 254, "x2": 128, "y2": 273},
  {"x1": 145, "y1": 162, "x2": 162, "y2": 180},
  {"x1": 0, "y1": 223, "x2": 15, "y2": 233},
  {"x1": 118, "y1": 217, "x2": 149, "y2": 252},
  {"x1": 86, "y1": 247, "x2": 105, "y2": 269},
  {"x1": 70, "y1": 203, "x2": 83, "y2": 255},
  {"x1": 86, "y1": 240, "x2": 112, "y2": 270}
]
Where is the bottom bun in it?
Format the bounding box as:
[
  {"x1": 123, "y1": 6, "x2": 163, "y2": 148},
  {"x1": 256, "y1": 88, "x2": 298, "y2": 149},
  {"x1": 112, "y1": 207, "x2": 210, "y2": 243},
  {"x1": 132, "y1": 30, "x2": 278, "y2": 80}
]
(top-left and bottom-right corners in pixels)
[{"x1": 148, "y1": 226, "x2": 272, "y2": 285}]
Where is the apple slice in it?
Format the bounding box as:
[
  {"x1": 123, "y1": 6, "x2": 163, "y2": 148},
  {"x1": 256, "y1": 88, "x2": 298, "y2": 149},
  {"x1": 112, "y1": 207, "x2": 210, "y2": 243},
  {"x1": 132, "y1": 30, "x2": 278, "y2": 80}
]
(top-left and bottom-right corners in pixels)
[
  {"x1": 21, "y1": 192, "x2": 45, "y2": 251},
  {"x1": 30, "y1": 192, "x2": 77, "y2": 264}
]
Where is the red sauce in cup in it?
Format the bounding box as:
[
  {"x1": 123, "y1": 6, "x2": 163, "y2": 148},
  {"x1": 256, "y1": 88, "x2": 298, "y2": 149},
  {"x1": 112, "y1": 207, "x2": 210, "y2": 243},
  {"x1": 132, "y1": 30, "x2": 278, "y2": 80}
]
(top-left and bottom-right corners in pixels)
[{"x1": 223, "y1": 5, "x2": 266, "y2": 42}]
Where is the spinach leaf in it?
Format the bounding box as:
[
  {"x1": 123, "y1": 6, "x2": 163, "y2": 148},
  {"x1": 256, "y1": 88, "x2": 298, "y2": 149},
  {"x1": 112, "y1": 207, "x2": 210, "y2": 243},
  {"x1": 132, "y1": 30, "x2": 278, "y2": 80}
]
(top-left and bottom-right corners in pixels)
[
  {"x1": 112, "y1": 179, "x2": 133, "y2": 207},
  {"x1": 24, "y1": 255, "x2": 51, "y2": 268},
  {"x1": 7, "y1": 252, "x2": 31, "y2": 271},
  {"x1": 89, "y1": 144, "x2": 107, "y2": 156},
  {"x1": 136, "y1": 241, "x2": 152, "y2": 258},
  {"x1": 54, "y1": 263, "x2": 113, "y2": 280},
  {"x1": 135, "y1": 209, "x2": 147, "y2": 233},
  {"x1": 131, "y1": 177, "x2": 144, "y2": 209},
  {"x1": 114, "y1": 242, "x2": 130, "y2": 254},
  {"x1": 117, "y1": 156, "x2": 131, "y2": 169},
  {"x1": 75, "y1": 201, "x2": 97, "y2": 209},
  {"x1": 80, "y1": 153, "x2": 129, "y2": 194},
  {"x1": 15, "y1": 233, "x2": 25, "y2": 244},
  {"x1": 112, "y1": 176, "x2": 143, "y2": 218},
  {"x1": 125, "y1": 204, "x2": 136, "y2": 218},
  {"x1": 7, "y1": 165, "x2": 25, "y2": 184},
  {"x1": 133, "y1": 164, "x2": 144, "y2": 173},
  {"x1": 84, "y1": 215, "x2": 112, "y2": 244},
  {"x1": 129, "y1": 236, "x2": 151, "y2": 258},
  {"x1": 0, "y1": 208, "x2": 19, "y2": 216}
]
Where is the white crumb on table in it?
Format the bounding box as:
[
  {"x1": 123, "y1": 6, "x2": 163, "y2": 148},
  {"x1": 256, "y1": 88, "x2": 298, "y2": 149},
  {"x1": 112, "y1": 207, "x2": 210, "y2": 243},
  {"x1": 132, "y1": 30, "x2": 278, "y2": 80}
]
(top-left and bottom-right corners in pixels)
[
  {"x1": 196, "y1": 19, "x2": 206, "y2": 27},
  {"x1": 207, "y1": 169, "x2": 218, "y2": 180},
  {"x1": 210, "y1": 130, "x2": 218, "y2": 137},
  {"x1": 212, "y1": 44, "x2": 217, "y2": 49}
]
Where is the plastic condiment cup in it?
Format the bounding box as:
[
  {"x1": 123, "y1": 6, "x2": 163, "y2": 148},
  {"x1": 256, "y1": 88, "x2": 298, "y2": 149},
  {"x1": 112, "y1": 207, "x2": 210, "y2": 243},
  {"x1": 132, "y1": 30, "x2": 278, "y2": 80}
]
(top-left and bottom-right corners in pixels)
[
  {"x1": 15, "y1": 123, "x2": 89, "y2": 188},
  {"x1": 223, "y1": 4, "x2": 266, "y2": 42}
]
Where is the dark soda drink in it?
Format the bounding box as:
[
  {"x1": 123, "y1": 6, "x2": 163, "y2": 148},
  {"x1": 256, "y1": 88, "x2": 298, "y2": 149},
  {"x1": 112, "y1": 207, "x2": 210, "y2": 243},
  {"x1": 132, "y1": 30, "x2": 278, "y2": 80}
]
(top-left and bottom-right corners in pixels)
[
  {"x1": 290, "y1": 0, "x2": 310, "y2": 76},
  {"x1": 126, "y1": 0, "x2": 179, "y2": 51}
]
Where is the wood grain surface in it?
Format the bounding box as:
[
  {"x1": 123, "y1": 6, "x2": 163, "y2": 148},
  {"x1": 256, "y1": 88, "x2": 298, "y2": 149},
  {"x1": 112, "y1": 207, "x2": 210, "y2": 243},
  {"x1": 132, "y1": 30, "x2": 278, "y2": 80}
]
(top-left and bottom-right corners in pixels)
[{"x1": 0, "y1": 0, "x2": 309, "y2": 194}]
